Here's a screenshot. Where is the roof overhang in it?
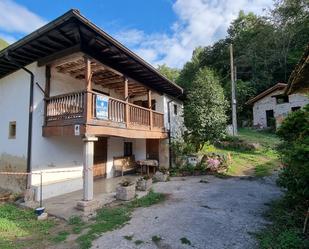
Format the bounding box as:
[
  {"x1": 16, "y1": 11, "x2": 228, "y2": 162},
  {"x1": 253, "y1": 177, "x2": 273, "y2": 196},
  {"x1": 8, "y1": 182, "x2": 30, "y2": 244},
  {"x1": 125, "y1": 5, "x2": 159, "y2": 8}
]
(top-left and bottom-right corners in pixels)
[
  {"x1": 285, "y1": 44, "x2": 309, "y2": 95},
  {"x1": 0, "y1": 9, "x2": 183, "y2": 98},
  {"x1": 246, "y1": 83, "x2": 287, "y2": 105}
]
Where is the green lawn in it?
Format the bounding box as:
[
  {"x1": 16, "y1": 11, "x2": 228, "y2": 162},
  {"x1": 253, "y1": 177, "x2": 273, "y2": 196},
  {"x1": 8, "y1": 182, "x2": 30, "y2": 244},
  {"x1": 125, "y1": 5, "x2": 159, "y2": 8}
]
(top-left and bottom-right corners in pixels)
[
  {"x1": 204, "y1": 128, "x2": 281, "y2": 177},
  {"x1": 0, "y1": 204, "x2": 56, "y2": 249}
]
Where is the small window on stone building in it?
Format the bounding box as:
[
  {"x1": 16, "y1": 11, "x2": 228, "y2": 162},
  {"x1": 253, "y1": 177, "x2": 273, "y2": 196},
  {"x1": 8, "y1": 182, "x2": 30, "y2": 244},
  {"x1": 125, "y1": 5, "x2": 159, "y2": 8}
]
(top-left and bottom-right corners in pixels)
[
  {"x1": 124, "y1": 142, "x2": 133, "y2": 157},
  {"x1": 174, "y1": 104, "x2": 178, "y2": 115},
  {"x1": 292, "y1": 106, "x2": 301, "y2": 112},
  {"x1": 276, "y1": 95, "x2": 289, "y2": 104},
  {"x1": 9, "y1": 121, "x2": 16, "y2": 139}
]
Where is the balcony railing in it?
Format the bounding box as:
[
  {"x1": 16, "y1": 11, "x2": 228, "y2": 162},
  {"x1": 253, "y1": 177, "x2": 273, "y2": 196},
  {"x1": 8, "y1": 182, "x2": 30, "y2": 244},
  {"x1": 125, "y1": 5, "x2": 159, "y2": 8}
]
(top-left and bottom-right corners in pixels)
[
  {"x1": 45, "y1": 91, "x2": 164, "y2": 130},
  {"x1": 46, "y1": 91, "x2": 85, "y2": 121}
]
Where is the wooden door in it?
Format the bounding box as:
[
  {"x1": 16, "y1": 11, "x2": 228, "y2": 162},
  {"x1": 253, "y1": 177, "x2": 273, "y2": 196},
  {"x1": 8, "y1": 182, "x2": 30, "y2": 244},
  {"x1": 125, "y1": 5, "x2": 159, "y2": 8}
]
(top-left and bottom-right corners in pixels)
[
  {"x1": 146, "y1": 139, "x2": 159, "y2": 161},
  {"x1": 94, "y1": 137, "x2": 107, "y2": 178}
]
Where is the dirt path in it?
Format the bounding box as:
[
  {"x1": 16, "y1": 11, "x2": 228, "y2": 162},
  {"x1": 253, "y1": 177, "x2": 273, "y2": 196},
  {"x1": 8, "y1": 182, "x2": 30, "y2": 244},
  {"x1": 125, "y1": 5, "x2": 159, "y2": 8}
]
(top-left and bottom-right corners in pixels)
[{"x1": 91, "y1": 175, "x2": 282, "y2": 249}]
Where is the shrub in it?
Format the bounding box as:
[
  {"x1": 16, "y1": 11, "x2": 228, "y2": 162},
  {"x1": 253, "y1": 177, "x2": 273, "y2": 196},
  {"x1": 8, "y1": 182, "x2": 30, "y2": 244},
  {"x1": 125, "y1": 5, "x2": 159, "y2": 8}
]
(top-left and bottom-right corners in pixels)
[{"x1": 276, "y1": 104, "x2": 309, "y2": 205}]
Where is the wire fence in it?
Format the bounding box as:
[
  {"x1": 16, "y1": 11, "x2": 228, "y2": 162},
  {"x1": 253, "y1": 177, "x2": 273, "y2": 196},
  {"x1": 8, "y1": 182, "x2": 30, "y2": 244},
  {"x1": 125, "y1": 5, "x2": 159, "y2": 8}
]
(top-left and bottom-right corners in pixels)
[{"x1": 0, "y1": 169, "x2": 82, "y2": 207}]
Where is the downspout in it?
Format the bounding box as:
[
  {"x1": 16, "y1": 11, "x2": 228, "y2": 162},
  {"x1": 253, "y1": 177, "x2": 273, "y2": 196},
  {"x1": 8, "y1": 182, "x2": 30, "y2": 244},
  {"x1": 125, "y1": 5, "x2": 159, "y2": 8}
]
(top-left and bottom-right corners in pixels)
[
  {"x1": 167, "y1": 100, "x2": 172, "y2": 168},
  {"x1": 5, "y1": 54, "x2": 34, "y2": 188},
  {"x1": 167, "y1": 94, "x2": 183, "y2": 168}
]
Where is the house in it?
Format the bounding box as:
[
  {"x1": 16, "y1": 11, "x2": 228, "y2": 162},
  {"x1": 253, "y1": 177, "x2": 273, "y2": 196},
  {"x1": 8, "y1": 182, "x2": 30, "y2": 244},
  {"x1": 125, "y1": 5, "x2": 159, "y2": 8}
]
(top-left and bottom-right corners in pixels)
[
  {"x1": 285, "y1": 44, "x2": 309, "y2": 94},
  {"x1": 0, "y1": 10, "x2": 184, "y2": 208},
  {"x1": 246, "y1": 83, "x2": 309, "y2": 128}
]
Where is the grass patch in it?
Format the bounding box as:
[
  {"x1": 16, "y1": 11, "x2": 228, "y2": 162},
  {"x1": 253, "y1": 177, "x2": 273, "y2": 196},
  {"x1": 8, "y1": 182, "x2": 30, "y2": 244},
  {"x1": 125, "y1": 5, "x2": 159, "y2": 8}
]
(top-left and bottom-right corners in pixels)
[
  {"x1": 0, "y1": 203, "x2": 55, "y2": 249},
  {"x1": 134, "y1": 239, "x2": 144, "y2": 245},
  {"x1": 180, "y1": 237, "x2": 192, "y2": 245},
  {"x1": 203, "y1": 128, "x2": 281, "y2": 177},
  {"x1": 52, "y1": 231, "x2": 70, "y2": 243},
  {"x1": 152, "y1": 235, "x2": 162, "y2": 243},
  {"x1": 68, "y1": 215, "x2": 85, "y2": 234},
  {"x1": 255, "y1": 199, "x2": 308, "y2": 249},
  {"x1": 76, "y1": 190, "x2": 166, "y2": 249}
]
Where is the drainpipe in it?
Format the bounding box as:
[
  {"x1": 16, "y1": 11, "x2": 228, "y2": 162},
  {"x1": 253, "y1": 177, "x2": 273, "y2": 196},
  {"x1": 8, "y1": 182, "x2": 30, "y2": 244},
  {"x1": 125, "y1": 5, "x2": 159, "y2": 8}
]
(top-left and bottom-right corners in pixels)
[
  {"x1": 5, "y1": 54, "x2": 34, "y2": 188},
  {"x1": 167, "y1": 94, "x2": 183, "y2": 168},
  {"x1": 167, "y1": 100, "x2": 172, "y2": 168}
]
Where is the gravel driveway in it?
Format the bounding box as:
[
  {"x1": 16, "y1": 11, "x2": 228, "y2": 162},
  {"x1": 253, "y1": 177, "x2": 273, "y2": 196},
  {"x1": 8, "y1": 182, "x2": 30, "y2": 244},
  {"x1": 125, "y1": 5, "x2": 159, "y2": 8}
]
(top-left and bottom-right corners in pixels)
[{"x1": 91, "y1": 175, "x2": 282, "y2": 249}]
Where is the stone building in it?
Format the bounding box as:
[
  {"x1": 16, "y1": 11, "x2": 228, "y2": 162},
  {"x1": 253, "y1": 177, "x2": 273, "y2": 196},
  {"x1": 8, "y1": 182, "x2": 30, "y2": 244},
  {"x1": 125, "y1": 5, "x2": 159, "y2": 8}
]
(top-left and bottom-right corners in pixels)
[{"x1": 246, "y1": 83, "x2": 309, "y2": 128}]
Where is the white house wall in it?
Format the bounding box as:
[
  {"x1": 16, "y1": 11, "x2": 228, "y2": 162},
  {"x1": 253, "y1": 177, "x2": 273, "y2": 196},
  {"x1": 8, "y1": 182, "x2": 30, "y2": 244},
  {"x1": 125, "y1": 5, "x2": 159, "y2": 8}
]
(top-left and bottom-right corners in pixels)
[
  {"x1": 0, "y1": 64, "x2": 34, "y2": 191},
  {"x1": 253, "y1": 89, "x2": 309, "y2": 128}
]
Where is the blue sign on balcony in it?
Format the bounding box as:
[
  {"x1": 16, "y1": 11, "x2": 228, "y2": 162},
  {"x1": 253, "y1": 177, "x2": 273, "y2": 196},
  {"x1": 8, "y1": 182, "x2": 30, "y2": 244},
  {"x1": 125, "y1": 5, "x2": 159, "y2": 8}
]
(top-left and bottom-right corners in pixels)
[{"x1": 96, "y1": 95, "x2": 109, "y2": 120}]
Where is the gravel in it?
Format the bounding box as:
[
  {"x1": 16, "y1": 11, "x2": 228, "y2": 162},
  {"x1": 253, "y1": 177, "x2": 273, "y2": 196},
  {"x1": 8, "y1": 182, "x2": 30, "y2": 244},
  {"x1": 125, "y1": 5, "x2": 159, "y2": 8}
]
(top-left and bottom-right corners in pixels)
[{"x1": 91, "y1": 175, "x2": 282, "y2": 249}]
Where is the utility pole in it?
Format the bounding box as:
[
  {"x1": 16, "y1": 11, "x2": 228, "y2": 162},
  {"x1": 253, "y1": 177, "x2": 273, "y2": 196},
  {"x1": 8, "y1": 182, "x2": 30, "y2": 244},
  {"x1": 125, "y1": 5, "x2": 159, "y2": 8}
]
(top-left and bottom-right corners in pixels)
[{"x1": 230, "y1": 44, "x2": 237, "y2": 136}]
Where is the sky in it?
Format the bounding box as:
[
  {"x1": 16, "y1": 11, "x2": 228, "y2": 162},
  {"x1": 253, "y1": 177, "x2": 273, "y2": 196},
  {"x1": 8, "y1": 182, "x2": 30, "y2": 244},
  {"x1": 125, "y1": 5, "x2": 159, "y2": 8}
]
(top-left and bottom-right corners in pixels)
[{"x1": 0, "y1": 0, "x2": 273, "y2": 68}]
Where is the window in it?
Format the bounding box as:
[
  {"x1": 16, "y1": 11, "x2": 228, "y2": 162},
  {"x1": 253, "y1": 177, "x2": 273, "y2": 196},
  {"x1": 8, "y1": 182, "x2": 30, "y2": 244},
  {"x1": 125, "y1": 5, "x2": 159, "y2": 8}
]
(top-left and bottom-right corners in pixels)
[
  {"x1": 8, "y1": 121, "x2": 16, "y2": 139},
  {"x1": 276, "y1": 95, "x2": 289, "y2": 104},
  {"x1": 124, "y1": 142, "x2": 133, "y2": 157},
  {"x1": 174, "y1": 104, "x2": 178, "y2": 115},
  {"x1": 292, "y1": 106, "x2": 301, "y2": 112}
]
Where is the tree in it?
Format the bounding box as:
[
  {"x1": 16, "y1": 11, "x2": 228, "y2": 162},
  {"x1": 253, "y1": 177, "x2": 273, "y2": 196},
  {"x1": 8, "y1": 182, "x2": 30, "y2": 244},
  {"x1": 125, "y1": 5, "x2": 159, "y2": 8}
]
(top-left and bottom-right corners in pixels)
[
  {"x1": 157, "y1": 64, "x2": 180, "y2": 82},
  {"x1": 184, "y1": 68, "x2": 228, "y2": 151},
  {"x1": 0, "y1": 38, "x2": 8, "y2": 51},
  {"x1": 177, "y1": 47, "x2": 204, "y2": 90}
]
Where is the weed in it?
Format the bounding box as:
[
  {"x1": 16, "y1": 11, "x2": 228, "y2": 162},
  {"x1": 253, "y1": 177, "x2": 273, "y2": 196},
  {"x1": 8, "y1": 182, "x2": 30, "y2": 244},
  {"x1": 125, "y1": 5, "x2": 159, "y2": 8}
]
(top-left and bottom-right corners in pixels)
[
  {"x1": 124, "y1": 235, "x2": 134, "y2": 241},
  {"x1": 152, "y1": 235, "x2": 162, "y2": 243},
  {"x1": 52, "y1": 231, "x2": 69, "y2": 243},
  {"x1": 0, "y1": 203, "x2": 55, "y2": 249},
  {"x1": 134, "y1": 240, "x2": 144, "y2": 245},
  {"x1": 255, "y1": 199, "x2": 308, "y2": 249},
  {"x1": 180, "y1": 237, "x2": 192, "y2": 245}
]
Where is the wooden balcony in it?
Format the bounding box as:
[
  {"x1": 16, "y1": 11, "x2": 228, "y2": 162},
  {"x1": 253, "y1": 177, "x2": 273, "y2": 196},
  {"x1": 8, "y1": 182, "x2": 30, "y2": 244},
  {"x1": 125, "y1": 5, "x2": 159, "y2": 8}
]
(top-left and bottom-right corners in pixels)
[{"x1": 43, "y1": 91, "x2": 166, "y2": 139}]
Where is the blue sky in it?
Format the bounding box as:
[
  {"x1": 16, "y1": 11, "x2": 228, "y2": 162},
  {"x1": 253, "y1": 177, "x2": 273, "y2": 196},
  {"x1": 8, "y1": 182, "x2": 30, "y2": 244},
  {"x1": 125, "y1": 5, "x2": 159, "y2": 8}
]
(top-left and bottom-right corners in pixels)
[{"x1": 0, "y1": 0, "x2": 273, "y2": 68}]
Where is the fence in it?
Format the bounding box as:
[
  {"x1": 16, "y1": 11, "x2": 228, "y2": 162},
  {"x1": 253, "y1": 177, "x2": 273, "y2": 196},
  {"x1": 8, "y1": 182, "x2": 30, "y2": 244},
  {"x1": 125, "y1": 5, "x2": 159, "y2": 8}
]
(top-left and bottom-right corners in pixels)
[{"x1": 0, "y1": 169, "x2": 82, "y2": 208}]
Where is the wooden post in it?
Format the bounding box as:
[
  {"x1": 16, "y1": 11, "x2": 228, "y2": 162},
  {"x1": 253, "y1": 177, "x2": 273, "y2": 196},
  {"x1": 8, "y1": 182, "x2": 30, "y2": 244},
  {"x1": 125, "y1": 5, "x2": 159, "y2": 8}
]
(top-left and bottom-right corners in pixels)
[
  {"x1": 230, "y1": 44, "x2": 237, "y2": 135},
  {"x1": 44, "y1": 66, "x2": 51, "y2": 126},
  {"x1": 84, "y1": 56, "x2": 92, "y2": 122},
  {"x1": 124, "y1": 77, "x2": 130, "y2": 127},
  {"x1": 148, "y1": 89, "x2": 153, "y2": 130}
]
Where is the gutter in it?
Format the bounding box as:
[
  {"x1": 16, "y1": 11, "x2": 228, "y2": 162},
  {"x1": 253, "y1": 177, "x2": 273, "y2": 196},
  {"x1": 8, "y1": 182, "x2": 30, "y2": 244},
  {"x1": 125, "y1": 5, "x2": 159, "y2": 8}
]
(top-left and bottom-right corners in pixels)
[{"x1": 5, "y1": 54, "x2": 34, "y2": 187}]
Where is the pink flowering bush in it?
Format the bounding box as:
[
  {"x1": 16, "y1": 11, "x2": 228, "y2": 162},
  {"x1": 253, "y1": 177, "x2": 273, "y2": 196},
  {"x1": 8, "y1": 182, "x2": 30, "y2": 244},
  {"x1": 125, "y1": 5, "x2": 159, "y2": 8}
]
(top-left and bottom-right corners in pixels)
[{"x1": 206, "y1": 157, "x2": 221, "y2": 171}]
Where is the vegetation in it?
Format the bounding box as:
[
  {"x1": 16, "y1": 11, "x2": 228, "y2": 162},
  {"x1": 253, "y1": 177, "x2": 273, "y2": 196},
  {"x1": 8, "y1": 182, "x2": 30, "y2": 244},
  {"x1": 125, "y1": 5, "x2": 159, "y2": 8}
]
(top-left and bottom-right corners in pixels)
[
  {"x1": 180, "y1": 237, "x2": 192, "y2": 246},
  {"x1": 171, "y1": 128, "x2": 280, "y2": 178},
  {"x1": 0, "y1": 191, "x2": 165, "y2": 249},
  {"x1": 184, "y1": 68, "x2": 228, "y2": 151},
  {"x1": 159, "y1": 0, "x2": 309, "y2": 126},
  {"x1": 0, "y1": 38, "x2": 8, "y2": 51},
  {"x1": 0, "y1": 204, "x2": 55, "y2": 249},
  {"x1": 276, "y1": 104, "x2": 309, "y2": 204},
  {"x1": 256, "y1": 199, "x2": 308, "y2": 249},
  {"x1": 256, "y1": 104, "x2": 309, "y2": 249}
]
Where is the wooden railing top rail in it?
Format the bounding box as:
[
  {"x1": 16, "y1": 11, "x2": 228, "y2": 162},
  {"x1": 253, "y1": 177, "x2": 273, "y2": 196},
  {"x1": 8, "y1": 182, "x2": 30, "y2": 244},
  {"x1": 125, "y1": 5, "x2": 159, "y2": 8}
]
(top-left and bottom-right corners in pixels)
[{"x1": 46, "y1": 90, "x2": 86, "y2": 100}]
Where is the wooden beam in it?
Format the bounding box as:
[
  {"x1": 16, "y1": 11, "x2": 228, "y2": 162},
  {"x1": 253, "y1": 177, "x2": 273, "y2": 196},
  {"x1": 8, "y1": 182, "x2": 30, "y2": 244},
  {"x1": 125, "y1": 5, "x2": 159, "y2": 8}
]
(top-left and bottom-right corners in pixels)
[
  {"x1": 38, "y1": 45, "x2": 81, "y2": 66},
  {"x1": 125, "y1": 77, "x2": 130, "y2": 127},
  {"x1": 85, "y1": 56, "x2": 93, "y2": 123},
  {"x1": 44, "y1": 66, "x2": 51, "y2": 126},
  {"x1": 148, "y1": 89, "x2": 153, "y2": 130}
]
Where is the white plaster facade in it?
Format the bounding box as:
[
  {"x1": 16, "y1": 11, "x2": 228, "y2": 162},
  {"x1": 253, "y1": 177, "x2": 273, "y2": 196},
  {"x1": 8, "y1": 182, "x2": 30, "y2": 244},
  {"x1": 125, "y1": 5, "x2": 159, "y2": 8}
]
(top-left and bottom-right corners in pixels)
[
  {"x1": 252, "y1": 89, "x2": 309, "y2": 128},
  {"x1": 0, "y1": 61, "x2": 184, "y2": 200}
]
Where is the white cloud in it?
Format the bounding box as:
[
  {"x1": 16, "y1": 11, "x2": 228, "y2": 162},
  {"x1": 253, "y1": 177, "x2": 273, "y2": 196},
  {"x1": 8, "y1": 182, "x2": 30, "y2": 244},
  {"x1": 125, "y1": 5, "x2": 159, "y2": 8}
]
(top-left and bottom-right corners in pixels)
[
  {"x1": 0, "y1": 0, "x2": 46, "y2": 34},
  {"x1": 114, "y1": 0, "x2": 273, "y2": 68},
  {"x1": 0, "y1": 33, "x2": 17, "y2": 44}
]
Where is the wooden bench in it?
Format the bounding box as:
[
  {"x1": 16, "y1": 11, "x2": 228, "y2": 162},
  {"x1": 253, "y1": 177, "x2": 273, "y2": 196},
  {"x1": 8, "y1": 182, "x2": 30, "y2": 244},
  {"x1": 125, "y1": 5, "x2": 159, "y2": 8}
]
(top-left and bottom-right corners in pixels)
[{"x1": 113, "y1": 155, "x2": 136, "y2": 176}]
